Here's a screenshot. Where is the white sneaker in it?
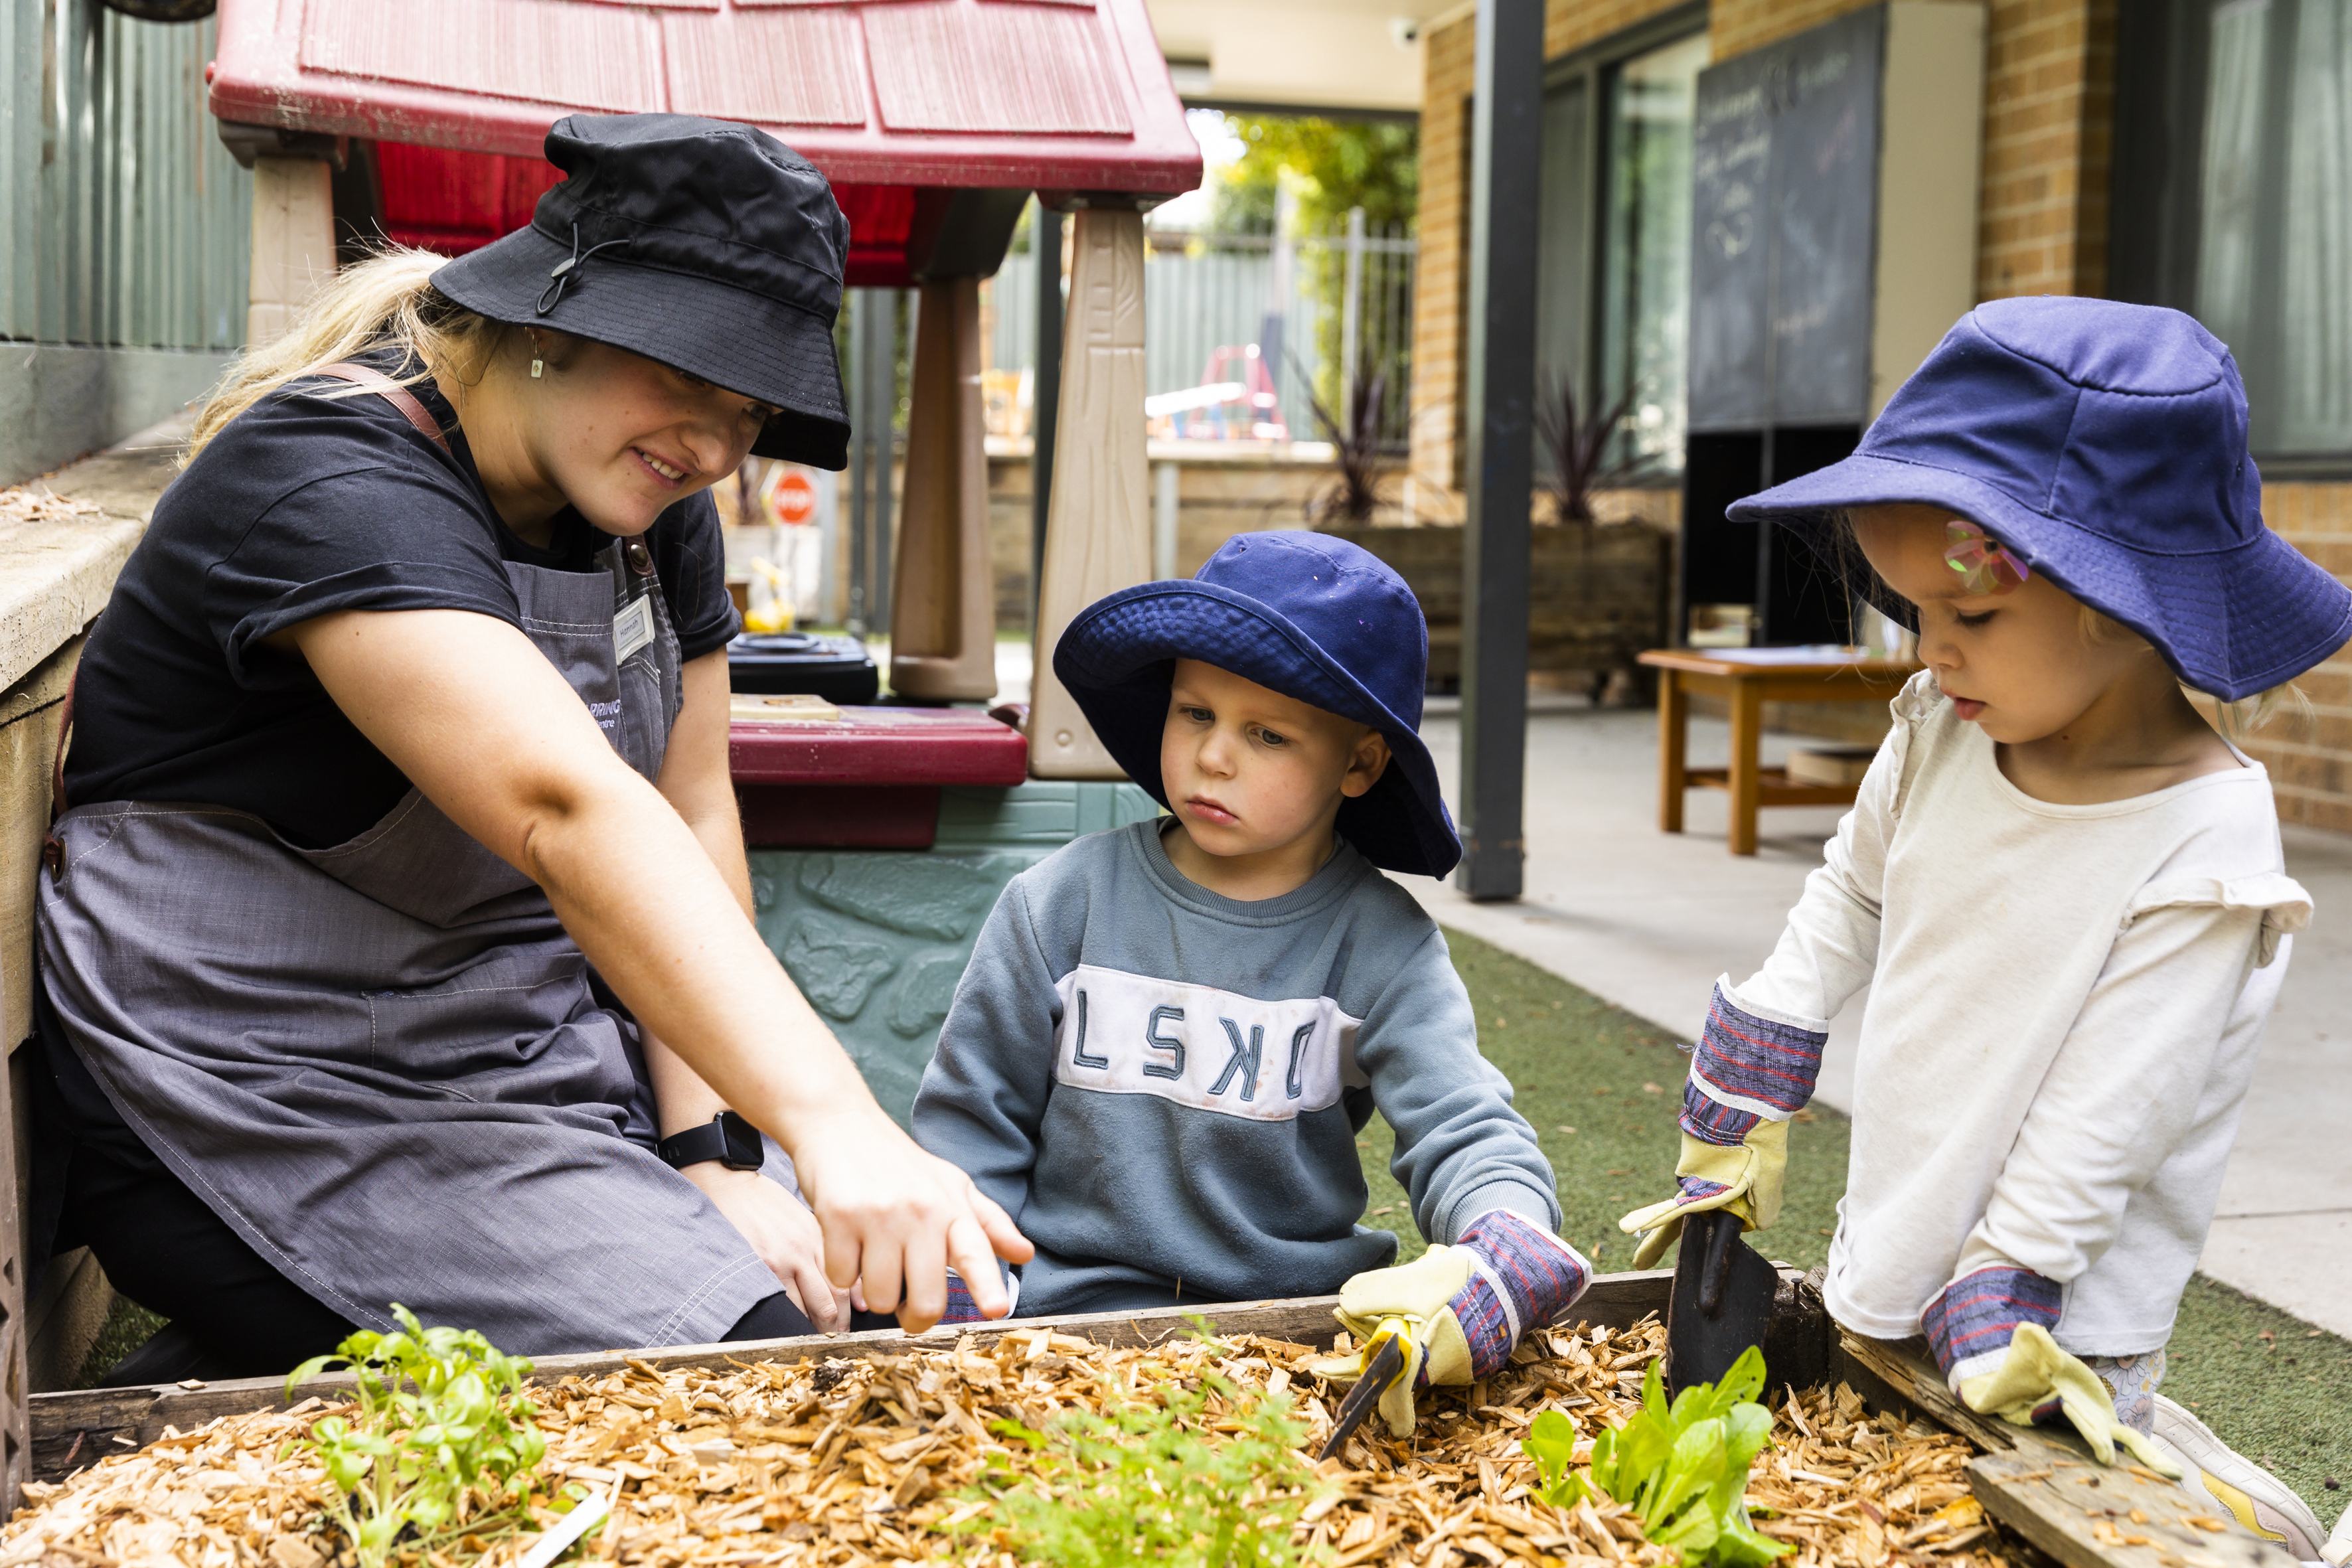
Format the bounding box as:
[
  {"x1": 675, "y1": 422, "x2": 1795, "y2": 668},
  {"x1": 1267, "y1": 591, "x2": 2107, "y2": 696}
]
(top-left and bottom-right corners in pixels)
[
  {"x1": 2151, "y1": 1395, "x2": 2327, "y2": 1562},
  {"x1": 2323, "y1": 1500, "x2": 2351, "y2": 1568}
]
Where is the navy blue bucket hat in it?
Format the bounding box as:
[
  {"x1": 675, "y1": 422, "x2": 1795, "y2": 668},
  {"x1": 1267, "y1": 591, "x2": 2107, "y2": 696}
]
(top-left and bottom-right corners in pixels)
[
  {"x1": 1054, "y1": 531, "x2": 1461, "y2": 878},
  {"x1": 1731, "y1": 297, "x2": 2352, "y2": 700}
]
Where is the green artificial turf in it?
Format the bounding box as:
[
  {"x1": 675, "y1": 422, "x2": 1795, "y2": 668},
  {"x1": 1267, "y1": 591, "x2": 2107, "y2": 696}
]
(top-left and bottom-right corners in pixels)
[{"x1": 1350, "y1": 925, "x2": 2348, "y2": 1528}]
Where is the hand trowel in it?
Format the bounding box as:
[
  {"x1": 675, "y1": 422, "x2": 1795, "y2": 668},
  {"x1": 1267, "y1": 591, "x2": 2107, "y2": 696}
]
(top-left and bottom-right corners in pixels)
[{"x1": 1665, "y1": 1209, "x2": 1779, "y2": 1396}]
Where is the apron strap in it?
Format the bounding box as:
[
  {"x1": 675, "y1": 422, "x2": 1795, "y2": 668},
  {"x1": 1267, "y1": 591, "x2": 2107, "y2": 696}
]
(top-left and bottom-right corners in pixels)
[
  {"x1": 50, "y1": 666, "x2": 74, "y2": 819},
  {"x1": 310, "y1": 361, "x2": 453, "y2": 457}
]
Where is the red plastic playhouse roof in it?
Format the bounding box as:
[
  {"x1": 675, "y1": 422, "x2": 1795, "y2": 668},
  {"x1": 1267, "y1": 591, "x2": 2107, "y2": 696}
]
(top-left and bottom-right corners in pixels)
[{"x1": 207, "y1": 0, "x2": 1202, "y2": 196}]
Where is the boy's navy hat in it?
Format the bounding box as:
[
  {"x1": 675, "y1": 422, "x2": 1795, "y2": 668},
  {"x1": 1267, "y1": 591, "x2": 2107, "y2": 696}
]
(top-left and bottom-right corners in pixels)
[
  {"x1": 1054, "y1": 531, "x2": 1461, "y2": 878},
  {"x1": 432, "y1": 112, "x2": 850, "y2": 470},
  {"x1": 1731, "y1": 296, "x2": 2352, "y2": 700}
]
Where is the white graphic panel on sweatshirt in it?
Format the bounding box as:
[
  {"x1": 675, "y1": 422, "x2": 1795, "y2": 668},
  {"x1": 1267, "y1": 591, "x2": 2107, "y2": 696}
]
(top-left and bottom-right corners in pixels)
[{"x1": 1050, "y1": 964, "x2": 1368, "y2": 1121}]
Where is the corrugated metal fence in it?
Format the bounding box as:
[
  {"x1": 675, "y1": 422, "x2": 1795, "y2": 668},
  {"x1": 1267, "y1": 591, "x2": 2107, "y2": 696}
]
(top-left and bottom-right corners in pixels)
[
  {"x1": 990, "y1": 210, "x2": 1417, "y2": 449},
  {"x1": 1, "y1": 2, "x2": 248, "y2": 350}
]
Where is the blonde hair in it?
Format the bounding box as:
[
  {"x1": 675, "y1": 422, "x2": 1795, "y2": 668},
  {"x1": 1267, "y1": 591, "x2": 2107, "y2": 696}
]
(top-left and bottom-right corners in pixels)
[
  {"x1": 187, "y1": 246, "x2": 513, "y2": 463},
  {"x1": 2077, "y1": 603, "x2": 2308, "y2": 739}
]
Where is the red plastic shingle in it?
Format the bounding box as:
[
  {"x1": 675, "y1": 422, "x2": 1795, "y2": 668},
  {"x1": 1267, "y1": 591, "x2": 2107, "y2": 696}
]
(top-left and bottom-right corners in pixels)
[
  {"x1": 662, "y1": 7, "x2": 867, "y2": 126},
  {"x1": 301, "y1": 0, "x2": 665, "y2": 114},
  {"x1": 866, "y1": 2, "x2": 1129, "y2": 135}
]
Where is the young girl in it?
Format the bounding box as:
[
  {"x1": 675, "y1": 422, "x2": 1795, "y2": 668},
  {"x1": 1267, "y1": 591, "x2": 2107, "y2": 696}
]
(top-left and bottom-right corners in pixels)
[{"x1": 1620, "y1": 297, "x2": 2350, "y2": 1563}]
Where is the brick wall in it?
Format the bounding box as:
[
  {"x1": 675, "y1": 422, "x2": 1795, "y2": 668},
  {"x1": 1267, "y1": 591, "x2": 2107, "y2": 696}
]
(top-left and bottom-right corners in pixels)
[
  {"x1": 1412, "y1": 0, "x2": 2126, "y2": 488},
  {"x1": 2242, "y1": 486, "x2": 2352, "y2": 834},
  {"x1": 1409, "y1": 11, "x2": 1474, "y2": 498},
  {"x1": 1976, "y1": 0, "x2": 2116, "y2": 298}
]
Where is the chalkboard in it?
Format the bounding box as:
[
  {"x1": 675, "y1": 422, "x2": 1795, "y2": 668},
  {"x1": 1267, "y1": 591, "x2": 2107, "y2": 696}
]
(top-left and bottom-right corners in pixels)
[{"x1": 1686, "y1": 5, "x2": 1884, "y2": 432}]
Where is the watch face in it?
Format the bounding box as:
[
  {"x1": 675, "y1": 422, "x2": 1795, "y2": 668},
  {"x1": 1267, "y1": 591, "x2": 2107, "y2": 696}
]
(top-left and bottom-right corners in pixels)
[{"x1": 720, "y1": 1111, "x2": 764, "y2": 1170}]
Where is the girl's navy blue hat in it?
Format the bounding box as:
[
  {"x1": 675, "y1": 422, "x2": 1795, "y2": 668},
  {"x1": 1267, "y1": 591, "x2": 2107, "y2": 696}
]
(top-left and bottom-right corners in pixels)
[
  {"x1": 1054, "y1": 531, "x2": 1461, "y2": 878},
  {"x1": 1732, "y1": 296, "x2": 2352, "y2": 700}
]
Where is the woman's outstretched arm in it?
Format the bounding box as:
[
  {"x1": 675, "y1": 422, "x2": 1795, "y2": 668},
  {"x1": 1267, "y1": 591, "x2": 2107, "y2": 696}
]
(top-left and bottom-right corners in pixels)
[{"x1": 285, "y1": 606, "x2": 1032, "y2": 1329}]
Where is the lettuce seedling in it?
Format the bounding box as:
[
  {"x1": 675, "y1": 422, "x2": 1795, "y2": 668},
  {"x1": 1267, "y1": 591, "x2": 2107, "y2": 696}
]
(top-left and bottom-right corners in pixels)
[
  {"x1": 950, "y1": 1339, "x2": 1326, "y2": 1568},
  {"x1": 283, "y1": 1304, "x2": 554, "y2": 1568},
  {"x1": 1522, "y1": 1345, "x2": 1790, "y2": 1567}
]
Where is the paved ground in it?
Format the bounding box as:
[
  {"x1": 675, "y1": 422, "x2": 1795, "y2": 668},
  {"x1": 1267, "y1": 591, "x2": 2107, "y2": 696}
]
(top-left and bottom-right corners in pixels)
[{"x1": 1398, "y1": 699, "x2": 2352, "y2": 1340}]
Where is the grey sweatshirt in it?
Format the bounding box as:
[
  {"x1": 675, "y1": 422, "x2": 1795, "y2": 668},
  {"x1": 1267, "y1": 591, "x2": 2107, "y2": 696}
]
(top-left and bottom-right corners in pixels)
[{"x1": 911, "y1": 821, "x2": 1559, "y2": 1318}]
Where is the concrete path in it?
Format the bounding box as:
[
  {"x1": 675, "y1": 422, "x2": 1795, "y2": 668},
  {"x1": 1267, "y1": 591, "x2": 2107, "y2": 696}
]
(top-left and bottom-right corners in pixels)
[{"x1": 1399, "y1": 702, "x2": 2352, "y2": 1338}]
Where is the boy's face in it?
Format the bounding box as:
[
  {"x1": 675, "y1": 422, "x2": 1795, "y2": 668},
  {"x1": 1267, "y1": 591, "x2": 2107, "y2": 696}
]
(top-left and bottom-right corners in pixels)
[{"x1": 1160, "y1": 659, "x2": 1391, "y2": 863}]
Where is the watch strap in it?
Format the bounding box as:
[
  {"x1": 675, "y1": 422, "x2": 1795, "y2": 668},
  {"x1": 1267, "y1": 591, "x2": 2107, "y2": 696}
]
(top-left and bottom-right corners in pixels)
[{"x1": 658, "y1": 1113, "x2": 759, "y2": 1171}]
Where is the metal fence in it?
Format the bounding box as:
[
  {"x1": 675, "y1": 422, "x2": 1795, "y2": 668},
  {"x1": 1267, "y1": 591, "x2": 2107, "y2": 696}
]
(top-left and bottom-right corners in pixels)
[
  {"x1": 988, "y1": 208, "x2": 1417, "y2": 450},
  {"x1": 1, "y1": 3, "x2": 249, "y2": 349}
]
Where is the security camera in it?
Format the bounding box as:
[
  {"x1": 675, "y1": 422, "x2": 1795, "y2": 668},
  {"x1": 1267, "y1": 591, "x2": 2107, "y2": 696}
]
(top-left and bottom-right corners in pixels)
[{"x1": 1388, "y1": 16, "x2": 1421, "y2": 48}]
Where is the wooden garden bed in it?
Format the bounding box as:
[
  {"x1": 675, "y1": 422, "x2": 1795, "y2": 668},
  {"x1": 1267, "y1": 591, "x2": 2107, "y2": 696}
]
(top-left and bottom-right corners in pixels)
[{"x1": 9, "y1": 1271, "x2": 2292, "y2": 1568}]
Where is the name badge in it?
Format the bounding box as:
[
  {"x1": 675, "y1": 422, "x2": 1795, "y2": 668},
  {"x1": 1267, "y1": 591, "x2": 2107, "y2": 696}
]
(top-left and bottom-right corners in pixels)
[{"x1": 614, "y1": 595, "x2": 655, "y2": 664}]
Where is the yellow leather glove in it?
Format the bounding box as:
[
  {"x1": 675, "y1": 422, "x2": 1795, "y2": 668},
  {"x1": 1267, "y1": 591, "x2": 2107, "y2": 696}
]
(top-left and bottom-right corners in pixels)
[
  {"x1": 1958, "y1": 1325, "x2": 2181, "y2": 1476},
  {"x1": 1318, "y1": 1210, "x2": 1590, "y2": 1438},
  {"x1": 1618, "y1": 1119, "x2": 1788, "y2": 1269},
  {"x1": 1619, "y1": 982, "x2": 1822, "y2": 1270}
]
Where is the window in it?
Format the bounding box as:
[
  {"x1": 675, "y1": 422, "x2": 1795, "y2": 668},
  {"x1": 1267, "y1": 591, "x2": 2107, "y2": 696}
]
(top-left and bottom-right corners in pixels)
[
  {"x1": 2114, "y1": 0, "x2": 2352, "y2": 469},
  {"x1": 1536, "y1": 6, "x2": 1709, "y2": 479}
]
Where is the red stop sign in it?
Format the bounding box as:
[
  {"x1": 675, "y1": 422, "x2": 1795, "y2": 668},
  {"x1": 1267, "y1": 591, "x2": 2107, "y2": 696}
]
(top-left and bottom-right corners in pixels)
[{"x1": 770, "y1": 468, "x2": 817, "y2": 525}]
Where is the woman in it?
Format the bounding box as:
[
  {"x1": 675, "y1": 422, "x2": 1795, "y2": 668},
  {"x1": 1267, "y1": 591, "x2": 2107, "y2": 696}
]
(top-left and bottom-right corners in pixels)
[{"x1": 33, "y1": 112, "x2": 1028, "y2": 1380}]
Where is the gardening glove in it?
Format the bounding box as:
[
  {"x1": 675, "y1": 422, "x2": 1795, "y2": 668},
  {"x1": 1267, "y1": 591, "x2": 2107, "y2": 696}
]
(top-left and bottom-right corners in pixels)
[
  {"x1": 1620, "y1": 980, "x2": 1824, "y2": 1270},
  {"x1": 1319, "y1": 1210, "x2": 1591, "y2": 1438},
  {"x1": 1923, "y1": 1267, "x2": 2181, "y2": 1476}
]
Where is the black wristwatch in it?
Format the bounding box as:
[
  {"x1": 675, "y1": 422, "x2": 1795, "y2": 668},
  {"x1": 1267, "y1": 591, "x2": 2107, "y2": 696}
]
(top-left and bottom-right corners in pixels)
[{"x1": 657, "y1": 1111, "x2": 764, "y2": 1172}]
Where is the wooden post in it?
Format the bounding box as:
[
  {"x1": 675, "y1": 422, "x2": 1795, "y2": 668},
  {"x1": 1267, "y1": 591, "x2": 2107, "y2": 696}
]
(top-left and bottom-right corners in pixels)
[
  {"x1": 1657, "y1": 667, "x2": 1687, "y2": 833},
  {"x1": 246, "y1": 157, "x2": 337, "y2": 347},
  {"x1": 889, "y1": 277, "x2": 996, "y2": 702},
  {"x1": 1728, "y1": 678, "x2": 1763, "y2": 856},
  {"x1": 1028, "y1": 206, "x2": 1149, "y2": 780}
]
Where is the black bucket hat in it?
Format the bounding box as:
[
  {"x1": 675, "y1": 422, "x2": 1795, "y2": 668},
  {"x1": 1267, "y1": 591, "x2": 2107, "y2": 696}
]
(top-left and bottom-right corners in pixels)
[{"x1": 433, "y1": 113, "x2": 850, "y2": 469}]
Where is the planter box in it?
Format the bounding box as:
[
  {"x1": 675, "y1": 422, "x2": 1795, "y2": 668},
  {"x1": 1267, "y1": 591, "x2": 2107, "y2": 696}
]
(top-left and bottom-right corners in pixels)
[{"x1": 1320, "y1": 522, "x2": 1672, "y2": 694}]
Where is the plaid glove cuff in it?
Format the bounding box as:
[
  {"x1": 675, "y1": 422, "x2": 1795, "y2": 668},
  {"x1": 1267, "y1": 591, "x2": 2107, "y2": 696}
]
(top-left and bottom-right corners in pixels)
[
  {"x1": 1922, "y1": 1265, "x2": 2063, "y2": 1386},
  {"x1": 1450, "y1": 1211, "x2": 1592, "y2": 1379},
  {"x1": 1683, "y1": 982, "x2": 1827, "y2": 1146},
  {"x1": 940, "y1": 1271, "x2": 987, "y2": 1325}
]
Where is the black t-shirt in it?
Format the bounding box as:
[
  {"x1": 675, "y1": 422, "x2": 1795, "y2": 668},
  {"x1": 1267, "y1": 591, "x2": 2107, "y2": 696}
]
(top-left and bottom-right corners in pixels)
[{"x1": 64, "y1": 351, "x2": 740, "y2": 849}]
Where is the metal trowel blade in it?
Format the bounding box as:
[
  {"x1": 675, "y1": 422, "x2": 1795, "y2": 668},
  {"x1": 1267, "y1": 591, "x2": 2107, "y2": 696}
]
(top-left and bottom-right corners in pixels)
[{"x1": 1665, "y1": 1209, "x2": 1778, "y2": 1397}]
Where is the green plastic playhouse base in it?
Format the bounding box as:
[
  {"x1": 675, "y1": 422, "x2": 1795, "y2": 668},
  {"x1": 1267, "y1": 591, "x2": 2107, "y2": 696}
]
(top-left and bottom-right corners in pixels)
[{"x1": 750, "y1": 780, "x2": 1160, "y2": 1126}]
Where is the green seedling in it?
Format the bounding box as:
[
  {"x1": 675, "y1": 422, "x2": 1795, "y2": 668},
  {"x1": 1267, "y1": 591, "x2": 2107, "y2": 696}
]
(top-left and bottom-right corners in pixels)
[
  {"x1": 1522, "y1": 1344, "x2": 1791, "y2": 1567},
  {"x1": 949, "y1": 1326, "x2": 1328, "y2": 1568},
  {"x1": 281, "y1": 1304, "x2": 557, "y2": 1568}
]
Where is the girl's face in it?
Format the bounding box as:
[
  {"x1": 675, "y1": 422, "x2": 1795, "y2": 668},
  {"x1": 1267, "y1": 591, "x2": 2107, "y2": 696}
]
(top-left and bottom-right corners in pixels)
[
  {"x1": 1851, "y1": 504, "x2": 2156, "y2": 745},
  {"x1": 514, "y1": 336, "x2": 776, "y2": 537}
]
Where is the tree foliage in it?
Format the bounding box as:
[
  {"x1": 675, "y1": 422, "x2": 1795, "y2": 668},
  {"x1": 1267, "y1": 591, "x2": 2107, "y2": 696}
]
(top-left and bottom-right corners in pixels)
[{"x1": 1206, "y1": 115, "x2": 1419, "y2": 236}]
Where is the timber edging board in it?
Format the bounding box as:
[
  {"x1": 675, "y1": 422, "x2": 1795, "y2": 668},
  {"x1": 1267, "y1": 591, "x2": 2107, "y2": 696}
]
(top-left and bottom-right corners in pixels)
[
  {"x1": 1837, "y1": 1330, "x2": 2294, "y2": 1568},
  {"x1": 28, "y1": 1271, "x2": 1676, "y2": 1483},
  {"x1": 29, "y1": 1269, "x2": 2292, "y2": 1568}
]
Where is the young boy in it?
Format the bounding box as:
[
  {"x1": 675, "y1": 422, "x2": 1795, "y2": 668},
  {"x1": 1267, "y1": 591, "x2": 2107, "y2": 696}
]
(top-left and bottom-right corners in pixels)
[{"x1": 911, "y1": 531, "x2": 1589, "y2": 1431}]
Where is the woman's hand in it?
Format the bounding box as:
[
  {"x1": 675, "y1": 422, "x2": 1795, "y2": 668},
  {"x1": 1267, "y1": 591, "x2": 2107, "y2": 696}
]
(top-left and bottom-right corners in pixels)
[
  {"x1": 686, "y1": 1165, "x2": 853, "y2": 1332},
  {"x1": 789, "y1": 1109, "x2": 1032, "y2": 1334}
]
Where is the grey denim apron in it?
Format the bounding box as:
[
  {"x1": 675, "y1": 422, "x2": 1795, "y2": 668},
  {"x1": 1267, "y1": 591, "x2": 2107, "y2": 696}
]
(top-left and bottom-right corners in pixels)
[{"x1": 37, "y1": 537, "x2": 785, "y2": 1354}]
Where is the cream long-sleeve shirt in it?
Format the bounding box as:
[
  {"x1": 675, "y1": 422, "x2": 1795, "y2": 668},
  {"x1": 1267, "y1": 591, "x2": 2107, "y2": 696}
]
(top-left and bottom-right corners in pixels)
[{"x1": 1731, "y1": 673, "x2": 2308, "y2": 1356}]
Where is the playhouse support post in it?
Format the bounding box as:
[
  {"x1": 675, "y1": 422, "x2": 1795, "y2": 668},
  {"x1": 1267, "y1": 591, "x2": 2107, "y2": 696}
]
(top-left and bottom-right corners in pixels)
[
  {"x1": 1028, "y1": 206, "x2": 1150, "y2": 779},
  {"x1": 246, "y1": 157, "x2": 337, "y2": 348},
  {"x1": 890, "y1": 276, "x2": 997, "y2": 701}
]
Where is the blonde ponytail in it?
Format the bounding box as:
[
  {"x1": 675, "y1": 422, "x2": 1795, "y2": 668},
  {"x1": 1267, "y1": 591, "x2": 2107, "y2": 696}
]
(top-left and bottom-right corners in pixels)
[{"x1": 187, "y1": 246, "x2": 512, "y2": 463}]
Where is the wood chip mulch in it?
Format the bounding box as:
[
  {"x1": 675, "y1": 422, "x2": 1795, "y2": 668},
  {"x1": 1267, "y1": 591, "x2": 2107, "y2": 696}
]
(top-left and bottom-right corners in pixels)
[{"x1": 1, "y1": 1316, "x2": 2021, "y2": 1568}]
